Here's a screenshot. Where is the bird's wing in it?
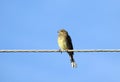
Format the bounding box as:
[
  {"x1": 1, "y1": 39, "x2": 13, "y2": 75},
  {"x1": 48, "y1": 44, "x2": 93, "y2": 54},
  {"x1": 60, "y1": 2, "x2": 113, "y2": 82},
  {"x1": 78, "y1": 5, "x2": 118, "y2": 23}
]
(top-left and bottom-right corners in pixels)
[{"x1": 66, "y1": 35, "x2": 73, "y2": 50}]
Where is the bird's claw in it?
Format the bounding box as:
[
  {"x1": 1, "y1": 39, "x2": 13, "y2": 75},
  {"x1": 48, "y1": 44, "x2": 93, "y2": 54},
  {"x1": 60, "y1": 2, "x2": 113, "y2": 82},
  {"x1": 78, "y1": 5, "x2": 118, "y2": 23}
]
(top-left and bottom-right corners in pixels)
[
  {"x1": 59, "y1": 49, "x2": 62, "y2": 54},
  {"x1": 66, "y1": 49, "x2": 69, "y2": 52}
]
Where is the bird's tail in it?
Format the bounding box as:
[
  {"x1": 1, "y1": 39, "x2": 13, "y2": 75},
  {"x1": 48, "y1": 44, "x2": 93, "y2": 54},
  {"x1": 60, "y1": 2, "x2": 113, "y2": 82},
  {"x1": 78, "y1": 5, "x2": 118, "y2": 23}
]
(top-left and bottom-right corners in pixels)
[
  {"x1": 68, "y1": 52, "x2": 77, "y2": 68},
  {"x1": 71, "y1": 61, "x2": 77, "y2": 68}
]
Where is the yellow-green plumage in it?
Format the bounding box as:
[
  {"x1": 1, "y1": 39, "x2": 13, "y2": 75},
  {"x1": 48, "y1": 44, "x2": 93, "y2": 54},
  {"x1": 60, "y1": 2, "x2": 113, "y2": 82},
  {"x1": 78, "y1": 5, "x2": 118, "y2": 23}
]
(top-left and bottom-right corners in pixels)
[
  {"x1": 57, "y1": 29, "x2": 77, "y2": 68},
  {"x1": 58, "y1": 35, "x2": 67, "y2": 50}
]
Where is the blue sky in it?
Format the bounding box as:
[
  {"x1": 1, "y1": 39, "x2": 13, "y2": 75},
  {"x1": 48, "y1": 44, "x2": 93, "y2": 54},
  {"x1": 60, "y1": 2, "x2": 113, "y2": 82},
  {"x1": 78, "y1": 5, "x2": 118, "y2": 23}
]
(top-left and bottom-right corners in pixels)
[{"x1": 0, "y1": 0, "x2": 120, "y2": 82}]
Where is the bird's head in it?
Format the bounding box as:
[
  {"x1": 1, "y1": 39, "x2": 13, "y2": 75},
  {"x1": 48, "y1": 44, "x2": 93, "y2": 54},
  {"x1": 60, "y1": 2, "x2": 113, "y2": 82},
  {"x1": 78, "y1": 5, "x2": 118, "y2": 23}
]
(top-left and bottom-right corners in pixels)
[{"x1": 58, "y1": 29, "x2": 68, "y2": 35}]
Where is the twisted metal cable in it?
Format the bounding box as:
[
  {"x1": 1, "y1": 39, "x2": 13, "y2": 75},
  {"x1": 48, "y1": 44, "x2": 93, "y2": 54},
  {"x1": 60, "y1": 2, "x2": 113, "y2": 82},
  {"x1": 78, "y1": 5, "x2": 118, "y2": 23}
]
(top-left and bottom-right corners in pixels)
[{"x1": 0, "y1": 49, "x2": 120, "y2": 53}]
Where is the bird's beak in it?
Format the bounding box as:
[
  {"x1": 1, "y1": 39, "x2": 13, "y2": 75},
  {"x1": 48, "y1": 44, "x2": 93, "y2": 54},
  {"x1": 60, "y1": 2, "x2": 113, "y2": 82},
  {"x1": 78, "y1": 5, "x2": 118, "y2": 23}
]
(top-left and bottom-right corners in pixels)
[{"x1": 57, "y1": 31, "x2": 59, "y2": 33}]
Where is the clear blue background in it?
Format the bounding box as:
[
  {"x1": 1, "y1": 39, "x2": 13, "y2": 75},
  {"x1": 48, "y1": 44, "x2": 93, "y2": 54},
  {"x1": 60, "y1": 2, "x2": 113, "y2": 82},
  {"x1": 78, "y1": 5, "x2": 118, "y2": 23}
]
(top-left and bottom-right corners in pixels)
[{"x1": 0, "y1": 0, "x2": 120, "y2": 82}]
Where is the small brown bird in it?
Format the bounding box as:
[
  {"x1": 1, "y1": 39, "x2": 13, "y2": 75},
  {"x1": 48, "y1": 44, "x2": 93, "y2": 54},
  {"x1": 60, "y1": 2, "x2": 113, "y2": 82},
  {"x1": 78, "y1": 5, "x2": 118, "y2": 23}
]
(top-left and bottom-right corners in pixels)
[{"x1": 58, "y1": 29, "x2": 77, "y2": 68}]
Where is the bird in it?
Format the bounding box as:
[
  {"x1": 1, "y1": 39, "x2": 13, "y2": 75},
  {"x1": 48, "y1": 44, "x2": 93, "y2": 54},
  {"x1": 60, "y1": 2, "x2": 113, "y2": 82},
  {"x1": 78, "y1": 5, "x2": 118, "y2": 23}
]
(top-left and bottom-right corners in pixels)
[{"x1": 57, "y1": 29, "x2": 77, "y2": 68}]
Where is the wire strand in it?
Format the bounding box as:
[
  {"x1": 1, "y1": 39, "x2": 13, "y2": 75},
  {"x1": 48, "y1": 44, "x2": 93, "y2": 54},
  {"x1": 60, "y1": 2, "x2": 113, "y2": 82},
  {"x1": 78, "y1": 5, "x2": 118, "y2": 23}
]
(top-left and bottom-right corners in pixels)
[{"x1": 0, "y1": 49, "x2": 120, "y2": 53}]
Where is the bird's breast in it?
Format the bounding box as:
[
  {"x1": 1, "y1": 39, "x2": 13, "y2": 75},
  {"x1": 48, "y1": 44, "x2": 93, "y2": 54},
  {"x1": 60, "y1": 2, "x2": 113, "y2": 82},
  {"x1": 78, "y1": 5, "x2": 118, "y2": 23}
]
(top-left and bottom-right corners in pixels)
[{"x1": 58, "y1": 36, "x2": 67, "y2": 50}]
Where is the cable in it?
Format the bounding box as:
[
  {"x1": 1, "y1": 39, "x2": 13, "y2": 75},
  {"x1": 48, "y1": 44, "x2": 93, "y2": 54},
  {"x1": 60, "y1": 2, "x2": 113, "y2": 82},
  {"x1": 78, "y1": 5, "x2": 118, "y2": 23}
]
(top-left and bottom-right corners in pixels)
[{"x1": 0, "y1": 49, "x2": 120, "y2": 53}]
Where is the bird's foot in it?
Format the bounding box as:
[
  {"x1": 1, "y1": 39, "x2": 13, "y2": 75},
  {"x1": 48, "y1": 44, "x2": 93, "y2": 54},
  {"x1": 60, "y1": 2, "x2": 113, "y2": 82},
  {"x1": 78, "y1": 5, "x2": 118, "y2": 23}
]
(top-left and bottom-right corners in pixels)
[
  {"x1": 65, "y1": 49, "x2": 69, "y2": 52},
  {"x1": 59, "y1": 49, "x2": 62, "y2": 54}
]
